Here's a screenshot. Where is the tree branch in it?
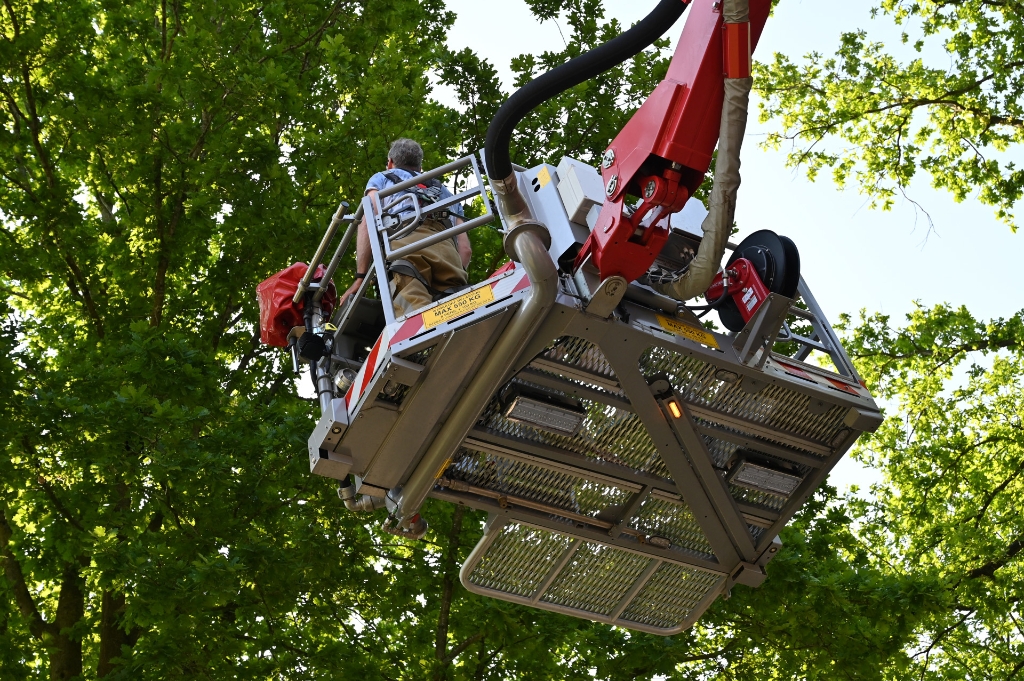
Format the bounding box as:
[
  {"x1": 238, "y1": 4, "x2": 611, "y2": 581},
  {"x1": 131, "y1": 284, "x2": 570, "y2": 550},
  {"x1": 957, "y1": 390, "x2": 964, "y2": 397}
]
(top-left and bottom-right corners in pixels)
[
  {"x1": 0, "y1": 503, "x2": 53, "y2": 640},
  {"x1": 967, "y1": 535, "x2": 1024, "y2": 580},
  {"x1": 60, "y1": 249, "x2": 106, "y2": 338},
  {"x1": 35, "y1": 475, "x2": 86, "y2": 533},
  {"x1": 443, "y1": 632, "x2": 485, "y2": 665}
]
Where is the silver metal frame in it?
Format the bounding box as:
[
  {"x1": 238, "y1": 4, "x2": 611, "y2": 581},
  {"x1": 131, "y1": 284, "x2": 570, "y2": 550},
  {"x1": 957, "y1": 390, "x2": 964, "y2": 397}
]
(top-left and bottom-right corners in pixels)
[
  {"x1": 453, "y1": 513, "x2": 726, "y2": 636},
  {"x1": 296, "y1": 153, "x2": 882, "y2": 636},
  {"x1": 365, "y1": 155, "x2": 494, "y2": 325}
]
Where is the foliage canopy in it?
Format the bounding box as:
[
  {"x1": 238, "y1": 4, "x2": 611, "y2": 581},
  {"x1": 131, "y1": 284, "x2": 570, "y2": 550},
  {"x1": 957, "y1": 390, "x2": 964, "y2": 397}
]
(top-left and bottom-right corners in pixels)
[{"x1": 755, "y1": 0, "x2": 1024, "y2": 229}]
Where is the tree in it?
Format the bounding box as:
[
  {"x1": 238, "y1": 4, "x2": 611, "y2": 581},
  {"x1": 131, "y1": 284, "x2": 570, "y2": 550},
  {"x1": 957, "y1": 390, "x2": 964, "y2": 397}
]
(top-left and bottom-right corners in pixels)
[
  {"x1": 839, "y1": 305, "x2": 1024, "y2": 680},
  {"x1": 0, "y1": 0, "x2": 465, "y2": 675},
  {"x1": 755, "y1": 0, "x2": 1024, "y2": 230},
  {"x1": 755, "y1": 5, "x2": 1024, "y2": 671}
]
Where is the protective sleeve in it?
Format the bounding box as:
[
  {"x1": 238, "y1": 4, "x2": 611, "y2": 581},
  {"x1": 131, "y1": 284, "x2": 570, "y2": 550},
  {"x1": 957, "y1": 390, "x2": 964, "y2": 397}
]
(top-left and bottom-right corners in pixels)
[{"x1": 653, "y1": 76, "x2": 752, "y2": 301}]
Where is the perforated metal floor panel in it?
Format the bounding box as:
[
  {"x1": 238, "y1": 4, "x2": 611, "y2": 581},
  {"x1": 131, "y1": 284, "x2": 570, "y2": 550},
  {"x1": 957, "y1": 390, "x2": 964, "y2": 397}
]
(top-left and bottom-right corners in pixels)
[{"x1": 461, "y1": 517, "x2": 724, "y2": 634}]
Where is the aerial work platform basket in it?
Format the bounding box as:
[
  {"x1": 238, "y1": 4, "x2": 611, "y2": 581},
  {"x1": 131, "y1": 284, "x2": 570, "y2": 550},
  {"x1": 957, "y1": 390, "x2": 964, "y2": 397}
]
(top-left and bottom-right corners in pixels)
[{"x1": 267, "y1": 152, "x2": 882, "y2": 635}]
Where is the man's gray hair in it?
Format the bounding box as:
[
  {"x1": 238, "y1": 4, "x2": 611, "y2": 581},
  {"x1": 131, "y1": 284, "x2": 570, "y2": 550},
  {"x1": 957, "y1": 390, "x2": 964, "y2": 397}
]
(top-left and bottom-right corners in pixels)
[{"x1": 388, "y1": 138, "x2": 423, "y2": 171}]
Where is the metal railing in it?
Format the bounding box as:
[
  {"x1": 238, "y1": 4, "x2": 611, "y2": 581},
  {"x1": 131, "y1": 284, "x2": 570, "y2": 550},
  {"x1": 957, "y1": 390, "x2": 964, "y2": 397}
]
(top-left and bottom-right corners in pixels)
[
  {"x1": 290, "y1": 154, "x2": 496, "y2": 388},
  {"x1": 363, "y1": 154, "x2": 494, "y2": 325}
]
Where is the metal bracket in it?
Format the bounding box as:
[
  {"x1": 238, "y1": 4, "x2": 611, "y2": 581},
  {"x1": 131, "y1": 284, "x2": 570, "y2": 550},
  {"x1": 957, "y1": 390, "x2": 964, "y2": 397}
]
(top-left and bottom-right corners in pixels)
[
  {"x1": 383, "y1": 356, "x2": 425, "y2": 387},
  {"x1": 584, "y1": 275, "x2": 628, "y2": 318},
  {"x1": 728, "y1": 561, "x2": 767, "y2": 588},
  {"x1": 732, "y1": 293, "x2": 792, "y2": 367},
  {"x1": 308, "y1": 397, "x2": 353, "y2": 480}
]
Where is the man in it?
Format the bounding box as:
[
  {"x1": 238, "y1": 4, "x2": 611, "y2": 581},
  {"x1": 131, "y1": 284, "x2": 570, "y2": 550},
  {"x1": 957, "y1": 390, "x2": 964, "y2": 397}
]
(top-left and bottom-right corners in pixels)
[{"x1": 342, "y1": 139, "x2": 472, "y2": 317}]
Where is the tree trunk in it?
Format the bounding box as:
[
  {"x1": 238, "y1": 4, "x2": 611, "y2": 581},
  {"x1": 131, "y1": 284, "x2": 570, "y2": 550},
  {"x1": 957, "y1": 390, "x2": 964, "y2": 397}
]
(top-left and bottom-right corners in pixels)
[
  {"x1": 435, "y1": 506, "x2": 465, "y2": 663},
  {"x1": 98, "y1": 591, "x2": 129, "y2": 677},
  {"x1": 49, "y1": 562, "x2": 84, "y2": 681}
]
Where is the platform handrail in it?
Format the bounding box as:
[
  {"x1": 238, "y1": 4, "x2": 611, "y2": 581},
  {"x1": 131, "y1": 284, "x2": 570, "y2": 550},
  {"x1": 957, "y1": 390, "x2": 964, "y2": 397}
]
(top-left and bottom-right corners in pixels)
[
  {"x1": 363, "y1": 154, "x2": 496, "y2": 325},
  {"x1": 313, "y1": 204, "x2": 362, "y2": 304},
  {"x1": 293, "y1": 201, "x2": 349, "y2": 304},
  {"x1": 370, "y1": 154, "x2": 494, "y2": 262}
]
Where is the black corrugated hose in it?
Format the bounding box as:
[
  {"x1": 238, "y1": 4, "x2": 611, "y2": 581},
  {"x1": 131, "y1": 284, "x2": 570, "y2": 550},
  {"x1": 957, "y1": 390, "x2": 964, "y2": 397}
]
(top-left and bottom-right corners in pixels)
[{"x1": 483, "y1": 0, "x2": 690, "y2": 183}]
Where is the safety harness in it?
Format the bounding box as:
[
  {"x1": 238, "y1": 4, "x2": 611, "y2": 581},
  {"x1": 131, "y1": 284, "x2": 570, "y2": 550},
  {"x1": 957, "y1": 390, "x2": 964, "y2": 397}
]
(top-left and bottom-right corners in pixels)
[{"x1": 382, "y1": 172, "x2": 455, "y2": 228}]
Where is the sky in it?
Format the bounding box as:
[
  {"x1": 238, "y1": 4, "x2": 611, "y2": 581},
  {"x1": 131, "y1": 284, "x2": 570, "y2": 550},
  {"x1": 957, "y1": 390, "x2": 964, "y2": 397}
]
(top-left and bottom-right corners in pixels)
[{"x1": 442, "y1": 0, "x2": 1024, "y2": 492}]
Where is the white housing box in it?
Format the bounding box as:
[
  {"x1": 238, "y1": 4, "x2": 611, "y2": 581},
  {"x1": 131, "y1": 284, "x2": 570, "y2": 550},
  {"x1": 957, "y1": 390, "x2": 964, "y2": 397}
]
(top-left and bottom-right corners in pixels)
[{"x1": 556, "y1": 157, "x2": 606, "y2": 225}]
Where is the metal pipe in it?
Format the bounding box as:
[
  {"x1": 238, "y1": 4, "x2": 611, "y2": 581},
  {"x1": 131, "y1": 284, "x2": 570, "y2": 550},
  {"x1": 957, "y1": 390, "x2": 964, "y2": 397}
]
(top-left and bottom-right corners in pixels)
[
  {"x1": 294, "y1": 201, "x2": 348, "y2": 304},
  {"x1": 313, "y1": 203, "x2": 363, "y2": 303},
  {"x1": 390, "y1": 226, "x2": 559, "y2": 524},
  {"x1": 345, "y1": 495, "x2": 386, "y2": 512},
  {"x1": 623, "y1": 284, "x2": 681, "y2": 315},
  {"x1": 489, "y1": 172, "x2": 531, "y2": 230},
  {"x1": 316, "y1": 358, "x2": 334, "y2": 415},
  {"x1": 374, "y1": 156, "x2": 477, "y2": 200},
  {"x1": 386, "y1": 213, "x2": 496, "y2": 261},
  {"x1": 311, "y1": 302, "x2": 335, "y2": 415},
  {"x1": 337, "y1": 479, "x2": 387, "y2": 512}
]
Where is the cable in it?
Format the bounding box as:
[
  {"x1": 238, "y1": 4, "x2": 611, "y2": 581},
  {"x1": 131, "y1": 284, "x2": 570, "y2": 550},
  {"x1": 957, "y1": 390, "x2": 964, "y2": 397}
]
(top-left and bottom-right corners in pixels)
[
  {"x1": 484, "y1": 0, "x2": 690, "y2": 182},
  {"x1": 684, "y1": 271, "x2": 734, "y2": 318}
]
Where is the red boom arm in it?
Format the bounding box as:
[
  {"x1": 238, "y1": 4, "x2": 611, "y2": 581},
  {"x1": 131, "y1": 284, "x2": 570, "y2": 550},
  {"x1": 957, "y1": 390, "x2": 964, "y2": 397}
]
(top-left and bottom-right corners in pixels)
[{"x1": 575, "y1": 0, "x2": 771, "y2": 283}]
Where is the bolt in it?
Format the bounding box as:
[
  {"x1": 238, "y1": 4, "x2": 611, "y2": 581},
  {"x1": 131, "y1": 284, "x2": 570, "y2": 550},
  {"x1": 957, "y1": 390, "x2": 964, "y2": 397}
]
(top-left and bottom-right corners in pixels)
[
  {"x1": 605, "y1": 174, "x2": 618, "y2": 197},
  {"x1": 644, "y1": 179, "x2": 657, "y2": 199},
  {"x1": 601, "y1": 149, "x2": 615, "y2": 168}
]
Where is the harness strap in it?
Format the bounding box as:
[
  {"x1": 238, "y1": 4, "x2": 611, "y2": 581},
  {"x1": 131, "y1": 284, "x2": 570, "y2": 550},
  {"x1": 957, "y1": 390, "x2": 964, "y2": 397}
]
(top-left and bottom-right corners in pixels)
[
  {"x1": 382, "y1": 171, "x2": 454, "y2": 228},
  {"x1": 389, "y1": 259, "x2": 469, "y2": 302}
]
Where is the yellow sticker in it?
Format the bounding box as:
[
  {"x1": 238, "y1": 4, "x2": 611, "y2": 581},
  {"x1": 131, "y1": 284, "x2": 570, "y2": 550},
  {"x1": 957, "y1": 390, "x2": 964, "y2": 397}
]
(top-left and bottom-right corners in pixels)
[
  {"x1": 655, "y1": 315, "x2": 720, "y2": 349},
  {"x1": 536, "y1": 166, "x2": 552, "y2": 188},
  {"x1": 422, "y1": 286, "x2": 495, "y2": 329}
]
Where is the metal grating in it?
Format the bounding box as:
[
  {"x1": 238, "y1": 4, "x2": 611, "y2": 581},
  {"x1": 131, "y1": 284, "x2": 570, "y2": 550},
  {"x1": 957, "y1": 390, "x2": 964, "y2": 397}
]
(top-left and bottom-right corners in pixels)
[
  {"x1": 640, "y1": 347, "x2": 849, "y2": 451},
  {"x1": 467, "y1": 523, "x2": 571, "y2": 597},
  {"x1": 540, "y1": 542, "x2": 651, "y2": 616},
  {"x1": 446, "y1": 449, "x2": 634, "y2": 518},
  {"x1": 629, "y1": 494, "x2": 716, "y2": 557},
  {"x1": 620, "y1": 562, "x2": 721, "y2": 630},
  {"x1": 542, "y1": 337, "x2": 617, "y2": 381},
  {"x1": 730, "y1": 485, "x2": 787, "y2": 511},
  {"x1": 479, "y1": 397, "x2": 670, "y2": 478}
]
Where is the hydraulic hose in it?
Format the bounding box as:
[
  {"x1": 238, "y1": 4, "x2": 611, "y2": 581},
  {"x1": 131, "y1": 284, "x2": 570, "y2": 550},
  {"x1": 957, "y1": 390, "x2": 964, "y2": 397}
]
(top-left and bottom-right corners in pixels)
[
  {"x1": 484, "y1": 0, "x2": 689, "y2": 187},
  {"x1": 654, "y1": 0, "x2": 751, "y2": 302}
]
